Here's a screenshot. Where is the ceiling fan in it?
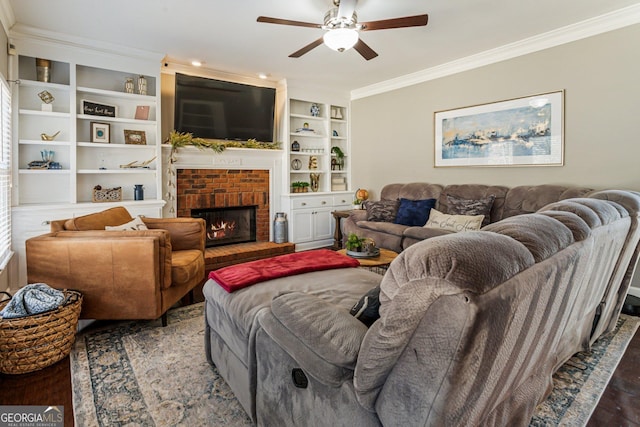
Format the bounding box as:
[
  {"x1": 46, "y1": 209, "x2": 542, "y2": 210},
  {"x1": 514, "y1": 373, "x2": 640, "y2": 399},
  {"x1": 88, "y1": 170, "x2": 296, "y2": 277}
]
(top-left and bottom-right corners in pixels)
[{"x1": 257, "y1": 0, "x2": 428, "y2": 60}]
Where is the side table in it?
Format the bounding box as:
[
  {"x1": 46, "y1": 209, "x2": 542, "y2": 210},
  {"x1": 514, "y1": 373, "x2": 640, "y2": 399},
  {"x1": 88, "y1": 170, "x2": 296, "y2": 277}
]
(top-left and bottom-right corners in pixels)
[
  {"x1": 337, "y1": 248, "x2": 399, "y2": 273},
  {"x1": 332, "y1": 210, "x2": 352, "y2": 249}
]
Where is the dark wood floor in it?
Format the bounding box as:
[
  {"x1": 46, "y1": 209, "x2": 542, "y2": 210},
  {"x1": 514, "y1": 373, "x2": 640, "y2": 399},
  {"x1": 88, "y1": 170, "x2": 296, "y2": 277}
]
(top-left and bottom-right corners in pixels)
[{"x1": 1, "y1": 300, "x2": 639, "y2": 426}]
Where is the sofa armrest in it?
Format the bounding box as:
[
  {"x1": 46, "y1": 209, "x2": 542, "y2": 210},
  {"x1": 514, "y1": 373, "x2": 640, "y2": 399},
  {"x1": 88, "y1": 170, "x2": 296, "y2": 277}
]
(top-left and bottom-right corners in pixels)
[
  {"x1": 259, "y1": 292, "x2": 368, "y2": 387},
  {"x1": 349, "y1": 210, "x2": 368, "y2": 222},
  {"x1": 142, "y1": 217, "x2": 206, "y2": 252}
]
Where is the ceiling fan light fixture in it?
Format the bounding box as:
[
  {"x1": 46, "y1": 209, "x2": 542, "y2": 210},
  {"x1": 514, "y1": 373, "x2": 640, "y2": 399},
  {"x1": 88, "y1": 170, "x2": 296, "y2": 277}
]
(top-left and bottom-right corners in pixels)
[{"x1": 323, "y1": 28, "x2": 358, "y2": 52}]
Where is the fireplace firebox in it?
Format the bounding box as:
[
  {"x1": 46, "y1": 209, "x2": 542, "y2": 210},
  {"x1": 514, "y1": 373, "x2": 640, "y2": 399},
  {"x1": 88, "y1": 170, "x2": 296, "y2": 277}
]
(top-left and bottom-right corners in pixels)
[{"x1": 192, "y1": 206, "x2": 257, "y2": 248}]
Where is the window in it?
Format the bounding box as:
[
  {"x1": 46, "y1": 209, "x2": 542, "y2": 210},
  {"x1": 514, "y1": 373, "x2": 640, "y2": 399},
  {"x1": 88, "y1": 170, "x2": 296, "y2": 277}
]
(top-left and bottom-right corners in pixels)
[{"x1": 0, "y1": 77, "x2": 11, "y2": 269}]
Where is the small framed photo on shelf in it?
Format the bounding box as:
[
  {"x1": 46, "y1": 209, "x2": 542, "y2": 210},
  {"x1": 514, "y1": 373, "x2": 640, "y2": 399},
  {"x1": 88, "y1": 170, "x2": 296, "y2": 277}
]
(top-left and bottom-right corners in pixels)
[
  {"x1": 124, "y1": 129, "x2": 147, "y2": 145},
  {"x1": 135, "y1": 105, "x2": 150, "y2": 120},
  {"x1": 90, "y1": 122, "x2": 110, "y2": 143}
]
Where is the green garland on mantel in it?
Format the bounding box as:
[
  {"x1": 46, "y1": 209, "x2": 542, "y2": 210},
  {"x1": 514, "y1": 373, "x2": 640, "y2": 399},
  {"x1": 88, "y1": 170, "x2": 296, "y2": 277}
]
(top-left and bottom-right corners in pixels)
[{"x1": 167, "y1": 130, "x2": 281, "y2": 152}]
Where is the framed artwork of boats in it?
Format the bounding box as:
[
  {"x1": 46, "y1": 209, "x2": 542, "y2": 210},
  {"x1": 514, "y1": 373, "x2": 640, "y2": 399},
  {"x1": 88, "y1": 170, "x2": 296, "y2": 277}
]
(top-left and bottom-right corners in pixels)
[{"x1": 434, "y1": 91, "x2": 564, "y2": 167}]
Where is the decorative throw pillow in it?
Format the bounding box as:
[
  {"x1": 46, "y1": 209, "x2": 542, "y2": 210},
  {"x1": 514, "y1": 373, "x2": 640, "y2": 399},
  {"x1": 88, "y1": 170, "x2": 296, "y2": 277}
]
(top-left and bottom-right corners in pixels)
[
  {"x1": 424, "y1": 209, "x2": 484, "y2": 233},
  {"x1": 446, "y1": 194, "x2": 496, "y2": 227},
  {"x1": 350, "y1": 286, "x2": 381, "y2": 327},
  {"x1": 105, "y1": 216, "x2": 148, "y2": 231},
  {"x1": 365, "y1": 200, "x2": 400, "y2": 222},
  {"x1": 394, "y1": 198, "x2": 437, "y2": 226}
]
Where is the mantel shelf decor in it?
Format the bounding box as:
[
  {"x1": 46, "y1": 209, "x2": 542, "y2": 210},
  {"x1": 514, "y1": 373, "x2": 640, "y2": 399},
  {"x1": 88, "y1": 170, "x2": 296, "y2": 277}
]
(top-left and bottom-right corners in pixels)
[{"x1": 434, "y1": 90, "x2": 564, "y2": 167}]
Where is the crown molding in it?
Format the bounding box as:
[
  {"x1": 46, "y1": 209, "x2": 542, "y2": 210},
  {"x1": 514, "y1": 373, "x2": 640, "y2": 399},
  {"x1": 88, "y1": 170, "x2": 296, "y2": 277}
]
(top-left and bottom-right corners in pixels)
[
  {"x1": 9, "y1": 23, "x2": 164, "y2": 63},
  {"x1": 0, "y1": 0, "x2": 15, "y2": 36},
  {"x1": 351, "y1": 4, "x2": 640, "y2": 100}
]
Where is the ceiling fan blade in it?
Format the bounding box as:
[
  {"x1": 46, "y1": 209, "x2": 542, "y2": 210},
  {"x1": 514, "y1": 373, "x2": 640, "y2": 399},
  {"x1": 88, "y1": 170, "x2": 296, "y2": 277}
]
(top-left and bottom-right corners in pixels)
[
  {"x1": 360, "y1": 14, "x2": 428, "y2": 31},
  {"x1": 337, "y1": 0, "x2": 357, "y2": 22},
  {"x1": 353, "y1": 39, "x2": 378, "y2": 61},
  {"x1": 289, "y1": 38, "x2": 325, "y2": 58},
  {"x1": 257, "y1": 16, "x2": 322, "y2": 29}
]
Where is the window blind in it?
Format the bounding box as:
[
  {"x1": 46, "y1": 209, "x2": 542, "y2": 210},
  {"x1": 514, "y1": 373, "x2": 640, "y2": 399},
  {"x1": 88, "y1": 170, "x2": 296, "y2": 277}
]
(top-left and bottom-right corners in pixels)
[{"x1": 0, "y1": 78, "x2": 12, "y2": 269}]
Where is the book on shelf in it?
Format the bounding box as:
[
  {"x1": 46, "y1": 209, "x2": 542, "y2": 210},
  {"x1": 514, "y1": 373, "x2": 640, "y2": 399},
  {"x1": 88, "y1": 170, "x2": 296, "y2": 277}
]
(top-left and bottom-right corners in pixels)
[{"x1": 332, "y1": 183, "x2": 347, "y2": 191}]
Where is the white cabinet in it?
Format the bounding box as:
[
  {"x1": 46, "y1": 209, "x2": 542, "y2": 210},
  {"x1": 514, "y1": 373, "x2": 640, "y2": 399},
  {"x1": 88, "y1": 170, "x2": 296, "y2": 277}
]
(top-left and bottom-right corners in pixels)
[
  {"x1": 13, "y1": 55, "x2": 162, "y2": 206},
  {"x1": 286, "y1": 194, "x2": 335, "y2": 250},
  {"x1": 286, "y1": 98, "x2": 350, "y2": 195},
  {"x1": 283, "y1": 97, "x2": 352, "y2": 250}
]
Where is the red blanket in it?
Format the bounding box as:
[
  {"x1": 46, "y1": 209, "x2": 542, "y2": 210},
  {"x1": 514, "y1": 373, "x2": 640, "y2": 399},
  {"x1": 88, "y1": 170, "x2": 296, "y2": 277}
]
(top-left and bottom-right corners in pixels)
[{"x1": 208, "y1": 249, "x2": 360, "y2": 293}]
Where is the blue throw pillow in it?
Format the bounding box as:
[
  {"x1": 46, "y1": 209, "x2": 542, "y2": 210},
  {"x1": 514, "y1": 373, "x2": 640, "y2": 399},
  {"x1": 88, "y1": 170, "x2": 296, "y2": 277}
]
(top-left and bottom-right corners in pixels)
[{"x1": 394, "y1": 198, "x2": 437, "y2": 226}]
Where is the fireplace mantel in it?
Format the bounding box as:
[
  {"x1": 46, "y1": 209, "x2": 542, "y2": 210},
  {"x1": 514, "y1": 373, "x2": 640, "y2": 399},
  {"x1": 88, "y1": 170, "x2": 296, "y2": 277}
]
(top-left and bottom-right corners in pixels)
[{"x1": 162, "y1": 145, "x2": 284, "y2": 227}]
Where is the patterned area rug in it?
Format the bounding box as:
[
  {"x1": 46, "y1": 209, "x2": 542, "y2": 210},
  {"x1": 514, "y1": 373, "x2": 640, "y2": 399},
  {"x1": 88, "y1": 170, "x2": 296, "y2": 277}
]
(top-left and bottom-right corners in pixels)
[{"x1": 70, "y1": 303, "x2": 639, "y2": 427}]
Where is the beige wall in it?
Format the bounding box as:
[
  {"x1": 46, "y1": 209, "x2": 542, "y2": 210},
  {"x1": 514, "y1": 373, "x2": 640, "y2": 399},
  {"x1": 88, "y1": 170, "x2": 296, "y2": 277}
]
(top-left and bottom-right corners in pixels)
[{"x1": 351, "y1": 24, "x2": 640, "y2": 199}]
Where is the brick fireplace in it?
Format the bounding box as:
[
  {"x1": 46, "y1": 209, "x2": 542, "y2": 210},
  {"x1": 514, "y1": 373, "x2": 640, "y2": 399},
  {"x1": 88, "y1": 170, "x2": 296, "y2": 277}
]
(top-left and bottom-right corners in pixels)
[{"x1": 176, "y1": 169, "x2": 270, "y2": 243}]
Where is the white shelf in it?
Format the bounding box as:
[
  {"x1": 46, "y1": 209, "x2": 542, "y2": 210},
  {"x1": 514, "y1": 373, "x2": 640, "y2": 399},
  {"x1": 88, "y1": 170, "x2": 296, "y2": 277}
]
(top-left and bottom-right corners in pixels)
[
  {"x1": 77, "y1": 142, "x2": 156, "y2": 148},
  {"x1": 290, "y1": 113, "x2": 325, "y2": 121},
  {"x1": 19, "y1": 139, "x2": 72, "y2": 146},
  {"x1": 77, "y1": 86, "x2": 156, "y2": 102},
  {"x1": 19, "y1": 169, "x2": 70, "y2": 174},
  {"x1": 19, "y1": 109, "x2": 70, "y2": 118},
  {"x1": 77, "y1": 169, "x2": 156, "y2": 174},
  {"x1": 19, "y1": 79, "x2": 70, "y2": 91},
  {"x1": 76, "y1": 114, "x2": 157, "y2": 125},
  {"x1": 290, "y1": 132, "x2": 324, "y2": 138}
]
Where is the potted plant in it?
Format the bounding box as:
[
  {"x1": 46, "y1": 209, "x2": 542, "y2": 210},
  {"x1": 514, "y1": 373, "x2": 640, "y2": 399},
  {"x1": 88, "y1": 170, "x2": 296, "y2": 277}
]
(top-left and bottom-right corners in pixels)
[
  {"x1": 345, "y1": 233, "x2": 366, "y2": 252},
  {"x1": 291, "y1": 181, "x2": 310, "y2": 193}
]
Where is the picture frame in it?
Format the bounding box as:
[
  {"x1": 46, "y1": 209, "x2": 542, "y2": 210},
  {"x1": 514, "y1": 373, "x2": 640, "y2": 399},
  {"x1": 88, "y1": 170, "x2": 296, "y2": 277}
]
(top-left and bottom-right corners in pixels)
[
  {"x1": 135, "y1": 105, "x2": 150, "y2": 120},
  {"x1": 124, "y1": 129, "x2": 146, "y2": 145},
  {"x1": 90, "y1": 122, "x2": 110, "y2": 143},
  {"x1": 434, "y1": 90, "x2": 564, "y2": 167},
  {"x1": 82, "y1": 99, "x2": 117, "y2": 117}
]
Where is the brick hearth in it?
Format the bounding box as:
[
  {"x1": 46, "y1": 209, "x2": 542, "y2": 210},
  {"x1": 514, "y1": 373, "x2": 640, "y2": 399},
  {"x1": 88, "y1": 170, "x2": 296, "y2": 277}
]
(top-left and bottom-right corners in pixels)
[{"x1": 177, "y1": 169, "x2": 270, "y2": 242}]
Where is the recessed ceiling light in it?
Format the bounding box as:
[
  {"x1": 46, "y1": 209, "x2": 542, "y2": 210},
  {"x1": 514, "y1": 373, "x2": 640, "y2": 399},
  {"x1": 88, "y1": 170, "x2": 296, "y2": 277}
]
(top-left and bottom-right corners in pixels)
[
  {"x1": 191, "y1": 60, "x2": 202, "y2": 67},
  {"x1": 258, "y1": 73, "x2": 269, "y2": 79}
]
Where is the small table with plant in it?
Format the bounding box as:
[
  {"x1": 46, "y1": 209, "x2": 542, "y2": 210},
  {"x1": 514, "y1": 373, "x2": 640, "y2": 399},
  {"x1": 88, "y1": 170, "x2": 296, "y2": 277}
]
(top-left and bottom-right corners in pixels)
[{"x1": 338, "y1": 233, "x2": 399, "y2": 270}]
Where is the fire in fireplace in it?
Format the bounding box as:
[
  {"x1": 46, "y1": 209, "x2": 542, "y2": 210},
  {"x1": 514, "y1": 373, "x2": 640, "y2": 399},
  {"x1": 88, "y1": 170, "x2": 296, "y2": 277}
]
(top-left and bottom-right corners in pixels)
[{"x1": 191, "y1": 206, "x2": 257, "y2": 247}]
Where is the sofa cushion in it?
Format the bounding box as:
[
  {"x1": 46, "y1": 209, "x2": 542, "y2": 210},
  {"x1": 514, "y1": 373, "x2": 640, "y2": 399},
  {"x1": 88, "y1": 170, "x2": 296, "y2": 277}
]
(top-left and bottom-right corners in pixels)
[
  {"x1": 350, "y1": 286, "x2": 381, "y2": 327},
  {"x1": 424, "y1": 209, "x2": 484, "y2": 232},
  {"x1": 357, "y1": 221, "x2": 409, "y2": 237},
  {"x1": 446, "y1": 194, "x2": 495, "y2": 226},
  {"x1": 365, "y1": 200, "x2": 399, "y2": 222},
  {"x1": 171, "y1": 249, "x2": 205, "y2": 287},
  {"x1": 64, "y1": 206, "x2": 133, "y2": 231},
  {"x1": 105, "y1": 216, "x2": 148, "y2": 231},
  {"x1": 394, "y1": 198, "x2": 436, "y2": 226}
]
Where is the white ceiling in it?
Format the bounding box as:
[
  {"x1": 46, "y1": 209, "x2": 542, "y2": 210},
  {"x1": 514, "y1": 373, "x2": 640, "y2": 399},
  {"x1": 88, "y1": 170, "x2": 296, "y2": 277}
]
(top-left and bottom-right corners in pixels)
[{"x1": 5, "y1": 0, "x2": 640, "y2": 94}]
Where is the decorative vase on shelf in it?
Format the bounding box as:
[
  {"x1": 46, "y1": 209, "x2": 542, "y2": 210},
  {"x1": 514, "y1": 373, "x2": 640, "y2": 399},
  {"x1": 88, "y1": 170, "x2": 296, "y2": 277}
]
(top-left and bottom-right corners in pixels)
[
  {"x1": 125, "y1": 78, "x2": 134, "y2": 94},
  {"x1": 291, "y1": 140, "x2": 300, "y2": 152},
  {"x1": 137, "y1": 75, "x2": 147, "y2": 95},
  {"x1": 310, "y1": 173, "x2": 320, "y2": 192}
]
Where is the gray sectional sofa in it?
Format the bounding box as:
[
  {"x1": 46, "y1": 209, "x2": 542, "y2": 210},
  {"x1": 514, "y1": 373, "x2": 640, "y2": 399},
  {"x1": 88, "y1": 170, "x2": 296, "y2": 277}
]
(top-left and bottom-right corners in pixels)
[
  {"x1": 342, "y1": 183, "x2": 593, "y2": 252},
  {"x1": 203, "y1": 187, "x2": 640, "y2": 426}
]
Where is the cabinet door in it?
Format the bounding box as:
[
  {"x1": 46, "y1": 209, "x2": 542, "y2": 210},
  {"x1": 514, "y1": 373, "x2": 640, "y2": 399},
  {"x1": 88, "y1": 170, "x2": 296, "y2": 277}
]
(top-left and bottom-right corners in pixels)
[
  {"x1": 290, "y1": 209, "x2": 314, "y2": 243},
  {"x1": 314, "y1": 208, "x2": 334, "y2": 241}
]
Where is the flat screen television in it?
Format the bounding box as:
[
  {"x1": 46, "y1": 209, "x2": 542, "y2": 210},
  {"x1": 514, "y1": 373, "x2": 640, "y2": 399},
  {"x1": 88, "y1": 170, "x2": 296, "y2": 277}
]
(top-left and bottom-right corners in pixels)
[{"x1": 174, "y1": 73, "x2": 276, "y2": 142}]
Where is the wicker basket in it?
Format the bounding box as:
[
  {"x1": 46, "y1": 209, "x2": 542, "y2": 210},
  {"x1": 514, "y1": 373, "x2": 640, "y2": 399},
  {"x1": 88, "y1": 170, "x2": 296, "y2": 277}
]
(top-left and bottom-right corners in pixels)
[
  {"x1": 0, "y1": 290, "x2": 83, "y2": 374},
  {"x1": 92, "y1": 186, "x2": 122, "y2": 203}
]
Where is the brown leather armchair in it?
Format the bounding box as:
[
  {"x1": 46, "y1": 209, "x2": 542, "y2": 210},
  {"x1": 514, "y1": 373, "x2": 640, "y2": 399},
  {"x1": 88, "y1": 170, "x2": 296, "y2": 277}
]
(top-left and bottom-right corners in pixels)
[{"x1": 25, "y1": 206, "x2": 206, "y2": 326}]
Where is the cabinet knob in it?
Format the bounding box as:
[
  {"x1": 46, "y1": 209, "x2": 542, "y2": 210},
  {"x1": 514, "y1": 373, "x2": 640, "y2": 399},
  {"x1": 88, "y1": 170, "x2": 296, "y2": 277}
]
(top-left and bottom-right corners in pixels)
[
  {"x1": 321, "y1": 201, "x2": 326, "y2": 205},
  {"x1": 341, "y1": 199, "x2": 346, "y2": 203},
  {"x1": 301, "y1": 202, "x2": 306, "y2": 206}
]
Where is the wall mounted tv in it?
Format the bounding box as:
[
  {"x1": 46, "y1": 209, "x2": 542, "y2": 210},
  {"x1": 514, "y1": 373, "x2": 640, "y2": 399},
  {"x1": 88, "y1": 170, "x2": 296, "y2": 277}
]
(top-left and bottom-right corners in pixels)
[{"x1": 174, "y1": 73, "x2": 276, "y2": 142}]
